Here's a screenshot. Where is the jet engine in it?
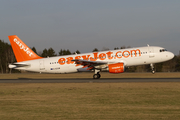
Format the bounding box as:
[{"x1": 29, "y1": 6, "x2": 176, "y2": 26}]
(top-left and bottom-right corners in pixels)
[{"x1": 108, "y1": 63, "x2": 124, "y2": 73}]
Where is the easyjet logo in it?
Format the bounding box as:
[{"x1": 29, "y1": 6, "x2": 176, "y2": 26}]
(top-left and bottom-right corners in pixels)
[
  {"x1": 14, "y1": 38, "x2": 33, "y2": 57},
  {"x1": 111, "y1": 66, "x2": 123, "y2": 69},
  {"x1": 58, "y1": 49, "x2": 141, "y2": 65}
]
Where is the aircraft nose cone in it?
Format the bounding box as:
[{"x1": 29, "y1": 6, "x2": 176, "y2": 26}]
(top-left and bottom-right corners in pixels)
[{"x1": 169, "y1": 52, "x2": 174, "y2": 59}]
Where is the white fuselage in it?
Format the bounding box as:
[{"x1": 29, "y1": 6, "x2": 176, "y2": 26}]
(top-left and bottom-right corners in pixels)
[{"x1": 12, "y1": 46, "x2": 174, "y2": 73}]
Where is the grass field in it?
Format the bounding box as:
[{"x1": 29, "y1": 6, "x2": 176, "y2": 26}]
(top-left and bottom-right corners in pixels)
[
  {"x1": 0, "y1": 72, "x2": 180, "y2": 79},
  {"x1": 0, "y1": 83, "x2": 180, "y2": 120},
  {"x1": 0, "y1": 72, "x2": 180, "y2": 120}
]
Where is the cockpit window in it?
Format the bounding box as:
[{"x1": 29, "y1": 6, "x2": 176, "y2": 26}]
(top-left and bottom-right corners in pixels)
[{"x1": 160, "y1": 49, "x2": 167, "y2": 52}]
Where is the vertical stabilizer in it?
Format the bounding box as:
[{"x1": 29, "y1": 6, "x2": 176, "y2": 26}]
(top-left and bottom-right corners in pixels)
[{"x1": 8, "y1": 35, "x2": 42, "y2": 62}]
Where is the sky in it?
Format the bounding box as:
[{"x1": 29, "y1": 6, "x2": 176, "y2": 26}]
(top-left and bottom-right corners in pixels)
[{"x1": 0, "y1": 0, "x2": 180, "y2": 55}]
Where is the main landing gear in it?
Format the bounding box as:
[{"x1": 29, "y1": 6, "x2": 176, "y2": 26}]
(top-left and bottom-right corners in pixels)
[
  {"x1": 93, "y1": 69, "x2": 101, "y2": 79},
  {"x1": 150, "y1": 63, "x2": 155, "y2": 74}
]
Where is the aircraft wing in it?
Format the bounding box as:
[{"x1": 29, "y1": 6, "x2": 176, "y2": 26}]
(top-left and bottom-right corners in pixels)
[{"x1": 72, "y1": 59, "x2": 108, "y2": 70}]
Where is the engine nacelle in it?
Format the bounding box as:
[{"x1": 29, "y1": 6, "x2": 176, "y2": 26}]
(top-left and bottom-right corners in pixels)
[{"x1": 108, "y1": 63, "x2": 124, "y2": 73}]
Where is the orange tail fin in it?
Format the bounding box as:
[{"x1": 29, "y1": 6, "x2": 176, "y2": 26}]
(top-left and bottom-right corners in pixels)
[{"x1": 8, "y1": 35, "x2": 42, "y2": 62}]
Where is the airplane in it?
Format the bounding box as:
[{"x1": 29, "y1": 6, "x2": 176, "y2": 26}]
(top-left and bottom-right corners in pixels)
[{"x1": 8, "y1": 35, "x2": 174, "y2": 79}]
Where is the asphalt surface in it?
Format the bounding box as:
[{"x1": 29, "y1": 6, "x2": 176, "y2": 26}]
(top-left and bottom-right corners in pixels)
[{"x1": 0, "y1": 78, "x2": 180, "y2": 83}]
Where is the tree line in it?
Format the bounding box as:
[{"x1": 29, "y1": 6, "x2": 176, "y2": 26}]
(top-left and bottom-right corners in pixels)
[{"x1": 0, "y1": 39, "x2": 180, "y2": 73}]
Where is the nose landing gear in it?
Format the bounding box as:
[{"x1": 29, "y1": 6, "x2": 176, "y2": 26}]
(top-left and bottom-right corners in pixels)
[{"x1": 150, "y1": 63, "x2": 155, "y2": 74}]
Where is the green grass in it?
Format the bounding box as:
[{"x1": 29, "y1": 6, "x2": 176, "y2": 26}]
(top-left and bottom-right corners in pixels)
[{"x1": 0, "y1": 83, "x2": 180, "y2": 120}]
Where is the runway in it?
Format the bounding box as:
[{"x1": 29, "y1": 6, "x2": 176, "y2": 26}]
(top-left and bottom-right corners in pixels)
[{"x1": 0, "y1": 78, "x2": 180, "y2": 83}]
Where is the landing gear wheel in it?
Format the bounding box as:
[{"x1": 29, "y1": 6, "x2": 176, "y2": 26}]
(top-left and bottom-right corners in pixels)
[
  {"x1": 98, "y1": 74, "x2": 101, "y2": 78},
  {"x1": 93, "y1": 70, "x2": 101, "y2": 79},
  {"x1": 93, "y1": 74, "x2": 101, "y2": 79}
]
